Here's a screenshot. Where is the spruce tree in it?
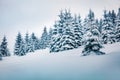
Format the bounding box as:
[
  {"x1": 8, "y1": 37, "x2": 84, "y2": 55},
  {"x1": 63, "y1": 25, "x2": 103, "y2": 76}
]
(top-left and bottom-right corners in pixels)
[
  {"x1": 19, "y1": 40, "x2": 26, "y2": 56},
  {"x1": 82, "y1": 26, "x2": 105, "y2": 56},
  {"x1": 24, "y1": 32, "x2": 35, "y2": 53},
  {"x1": 82, "y1": 9, "x2": 105, "y2": 56},
  {"x1": 25, "y1": 32, "x2": 30, "y2": 53},
  {"x1": 31, "y1": 33, "x2": 39, "y2": 50},
  {"x1": 83, "y1": 10, "x2": 98, "y2": 42},
  {"x1": 47, "y1": 28, "x2": 53, "y2": 47},
  {"x1": 116, "y1": 8, "x2": 120, "y2": 42},
  {"x1": 73, "y1": 14, "x2": 83, "y2": 47},
  {"x1": 28, "y1": 37, "x2": 34, "y2": 52},
  {"x1": 82, "y1": 29, "x2": 105, "y2": 56},
  {"x1": 0, "y1": 36, "x2": 10, "y2": 57},
  {"x1": 40, "y1": 27, "x2": 49, "y2": 49},
  {"x1": 14, "y1": 32, "x2": 26, "y2": 56},
  {"x1": 83, "y1": 10, "x2": 96, "y2": 33},
  {"x1": 50, "y1": 10, "x2": 77, "y2": 52},
  {"x1": 111, "y1": 10, "x2": 117, "y2": 25},
  {"x1": 101, "y1": 10, "x2": 116, "y2": 44}
]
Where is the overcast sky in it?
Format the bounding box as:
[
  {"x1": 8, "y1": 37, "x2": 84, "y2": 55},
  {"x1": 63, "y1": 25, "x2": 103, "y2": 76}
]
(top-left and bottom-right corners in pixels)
[{"x1": 0, "y1": 0, "x2": 120, "y2": 50}]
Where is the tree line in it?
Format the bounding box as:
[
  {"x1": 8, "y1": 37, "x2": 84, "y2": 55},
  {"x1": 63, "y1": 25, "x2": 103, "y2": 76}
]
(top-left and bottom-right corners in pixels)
[{"x1": 0, "y1": 8, "x2": 120, "y2": 60}]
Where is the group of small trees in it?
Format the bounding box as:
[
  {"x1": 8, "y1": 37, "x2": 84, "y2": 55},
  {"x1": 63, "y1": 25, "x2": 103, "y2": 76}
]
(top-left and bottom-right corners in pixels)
[
  {"x1": 14, "y1": 27, "x2": 51, "y2": 56},
  {"x1": 0, "y1": 36, "x2": 10, "y2": 60}
]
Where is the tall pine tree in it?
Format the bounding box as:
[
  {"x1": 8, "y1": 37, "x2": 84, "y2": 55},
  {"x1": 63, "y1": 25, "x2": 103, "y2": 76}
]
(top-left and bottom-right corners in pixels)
[
  {"x1": 47, "y1": 28, "x2": 53, "y2": 47},
  {"x1": 116, "y1": 8, "x2": 120, "y2": 42},
  {"x1": 82, "y1": 27, "x2": 105, "y2": 56},
  {"x1": 31, "y1": 33, "x2": 39, "y2": 50},
  {"x1": 82, "y1": 9, "x2": 105, "y2": 56},
  {"x1": 14, "y1": 32, "x2": 26, "y2": 56},
  {"x1": 0, "y1": 36, "x2": 10, "y2": 57},
  {"x1": 50, "y1": 10, "x2": 77, "y2": 52},
  {"x1": 40, "y1": 27, "x2": 49, "y2": 49},
  {"x1": 73, "y1": 14, "x2": 83, "y2": 47},
  {"x1": 101, "y1": 10, "x2": 116, "y2": 44}
]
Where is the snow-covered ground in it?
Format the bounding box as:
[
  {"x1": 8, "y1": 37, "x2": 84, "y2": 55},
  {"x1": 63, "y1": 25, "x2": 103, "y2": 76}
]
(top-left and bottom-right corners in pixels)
[{"x1": 0, "y1": 43, "x2": 120, "y2": 80}]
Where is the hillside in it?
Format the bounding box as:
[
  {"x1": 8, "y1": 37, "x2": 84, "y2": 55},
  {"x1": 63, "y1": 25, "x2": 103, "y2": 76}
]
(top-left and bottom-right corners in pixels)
[{"x1": 0, "y1": 42, "x2": 120, "y2": 80}]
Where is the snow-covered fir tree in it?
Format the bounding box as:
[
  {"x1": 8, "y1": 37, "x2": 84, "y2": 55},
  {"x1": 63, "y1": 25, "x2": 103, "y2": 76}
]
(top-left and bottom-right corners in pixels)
[
  {"x1": 25, "y1": 32, "x2": 30, "y2": 53},
  {"x1": 73, "y1": 14, "x2": 83, "y2": 47},
  {"x1": 83, "y1": 10, "x2": 94, "y2": 34},
  {"x1": 83, "y1": 9, "x2": 96, "y2": 31},
  {"x1": 101, "y1": 10, "x2": 116, "y2": 44},
  {"x1": 31, "y1": 33, "x2": 40, "y2": 50},
  {"x1": 0, "y1": 36, "x2": 10, "y2": 57},
  {"x1": 115, "y1": 8, "x2": 120, "y2": 42},
  {"x1": 39, "y1": 27, "x2": 49, "y2": 49},
  {"x1": 24, "y1": 32, "x2": 34, "y2": 53},
  {"x1": 83, "y1": 10, "x2": 99, "y2": 43},
  {"x1": 50, "y1": 10, "x2": 79, "y2": 52},
  {"x1": 19, "y1": 40, "x2": 26, "y2": 56},
  {"x1": 14, "y1": 32, "x2": 26, "y2": 56},
  {"x1": 82, "y1": 26, "x2": 105, "y2": 56},
  {"x1": 47, "y1": 28, "x2": 53, "y2": 47},
  {"x1": 82, "y1": 9, "x2": 105, "y2": 56},
  {"x1": 27, "y1": 34, "x2": 35, "y2": 52},
  {"x1": 108, "y1": 10, "x2": 116, "y2": 26}
]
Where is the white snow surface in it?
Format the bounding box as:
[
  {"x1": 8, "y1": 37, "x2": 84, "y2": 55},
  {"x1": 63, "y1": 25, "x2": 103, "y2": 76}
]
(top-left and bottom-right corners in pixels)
[{"x1": 0, "y1": 43, "x2": 120, "y2": 80}]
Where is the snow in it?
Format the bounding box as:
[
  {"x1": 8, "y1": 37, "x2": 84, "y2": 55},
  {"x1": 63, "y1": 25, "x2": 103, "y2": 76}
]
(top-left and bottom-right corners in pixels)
[{"x1": 0, "y1": 43, "x2": 120, "y2": 80}]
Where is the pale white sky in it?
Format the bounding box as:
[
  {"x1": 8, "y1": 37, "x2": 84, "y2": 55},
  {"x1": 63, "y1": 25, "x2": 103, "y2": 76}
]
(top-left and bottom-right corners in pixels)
[{"x1": 0, "y1": 0, "x2": 120, "y2": 50}]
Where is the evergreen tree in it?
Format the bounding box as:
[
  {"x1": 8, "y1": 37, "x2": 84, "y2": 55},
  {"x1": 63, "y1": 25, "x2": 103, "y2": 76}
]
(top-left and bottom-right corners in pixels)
[
  {"x1": 82, "y1": 27, "x2": 105, "y2": 56},
  {"x1": 47, "y1": 28, "x2": 53, "y2": 47},
  {"x1": 50, "y1": 10, "x2": 77, "y2": 52},
  {"x1": 82, "y1": 9, "x2": 105, "y2": 56},
  {"x1": 116, "y1": 8, "x2": 120, "y2": 42},
  {"x1": 83, "y1": 10, "x2": 97, "y2": 33},
  {"x1": 19, "y1": 40, "x2": 26, "y2": 56},
  {"x1": 73, "y1": 14, "x2": 83, "y2": 47},
  {"x1": 0, "y1": 36, "x2": 10, "y2": 57},
  {"x1": 83, "y1": 10, "x2": 98, "y2": 42},
  {"x1": 31, "y1": 33, "x2": 39, "y2": 50},
  {"x1": 40, "y1": 27, "x2": 49, "y2": 49},
  {"x1": 28, "y1": 37, "x2": 34, "y2": 52},
  {"x1": 14, "y1": 32, "x2": 26, "y2": 56},
  {"x1": 111, "y1": 10, "x2": 117, "y2": 25},
  {"x1": 25, "y1": 32, "x2": 30, "y2": 53},
  {"x1": 24, "y1": 32, "x2": 35, "y2": 53},
  {"x1": 108, "y1": 10, "x2": 116, "y2": 26},
  {"x1": 102, "y1": 10, "x2": 116, "y2": 44}
]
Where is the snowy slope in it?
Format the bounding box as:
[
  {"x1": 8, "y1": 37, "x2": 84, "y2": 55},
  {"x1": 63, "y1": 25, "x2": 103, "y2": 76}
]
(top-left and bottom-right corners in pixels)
[{"x1": 0, "y1": 43, "x2": 120, "y2": 80}]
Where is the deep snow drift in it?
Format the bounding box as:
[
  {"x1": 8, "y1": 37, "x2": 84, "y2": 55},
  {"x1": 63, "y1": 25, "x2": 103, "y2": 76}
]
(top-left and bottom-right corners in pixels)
[{"x1": 0, "y1": 43, "x2": 120, "y2": 80}]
